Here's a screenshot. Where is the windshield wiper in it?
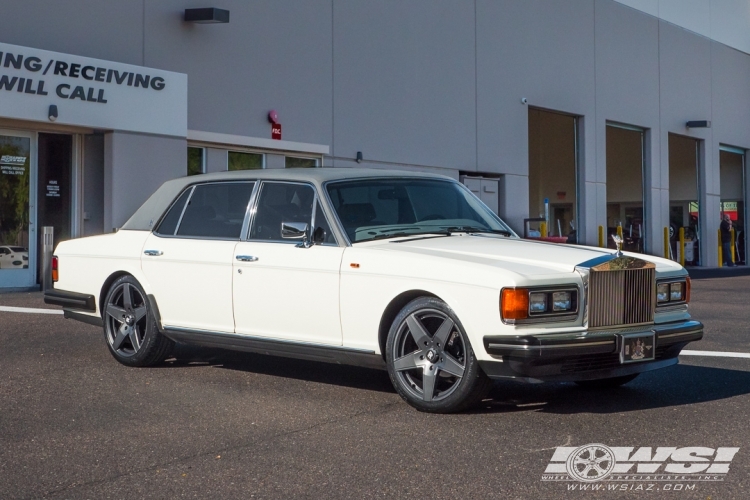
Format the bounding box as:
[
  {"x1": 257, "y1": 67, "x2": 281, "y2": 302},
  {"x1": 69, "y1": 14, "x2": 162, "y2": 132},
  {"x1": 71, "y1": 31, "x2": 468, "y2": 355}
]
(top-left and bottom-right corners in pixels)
[
  {"x1": 366, "y1": 230, "x2": 452, "y2": 242},
  {"x1": 442, "y1": 226, "x2": 512, "y2": 236}
]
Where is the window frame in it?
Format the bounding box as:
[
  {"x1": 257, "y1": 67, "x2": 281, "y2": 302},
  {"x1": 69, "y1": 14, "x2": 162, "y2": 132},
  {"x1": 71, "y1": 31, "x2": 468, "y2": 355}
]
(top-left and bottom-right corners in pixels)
[
  {"x1": 246, "y1": 180, "x2": 338, "y2": 246},
  {"x1": 153, "y1": 181, "x2": 259, "y2": 241},
  {"x1": 227, "y1": 150, "x2": 266, "y2": 171},
  {"x1": 187, "y1": 146, "x2": 206, "y2": 176}
]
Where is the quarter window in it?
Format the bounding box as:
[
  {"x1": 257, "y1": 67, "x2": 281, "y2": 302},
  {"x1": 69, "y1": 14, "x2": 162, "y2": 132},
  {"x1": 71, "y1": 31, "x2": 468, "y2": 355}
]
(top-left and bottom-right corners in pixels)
[
  {"x1": 155, "y1": 188, "x2": 192, "y2": 235},
  {"x1": 175, "y1": 182, "x2": 255, "y2": 239},
  {"x1": 249, "y1": 183, "x2": 315, "y2": 241}
]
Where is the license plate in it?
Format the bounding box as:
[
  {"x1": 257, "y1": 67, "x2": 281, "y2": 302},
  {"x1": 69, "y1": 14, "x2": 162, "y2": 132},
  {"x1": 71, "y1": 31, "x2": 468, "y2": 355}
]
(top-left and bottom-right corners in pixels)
[{"x1": 618, "y1": 332, "x2": 655, "y2": 364}]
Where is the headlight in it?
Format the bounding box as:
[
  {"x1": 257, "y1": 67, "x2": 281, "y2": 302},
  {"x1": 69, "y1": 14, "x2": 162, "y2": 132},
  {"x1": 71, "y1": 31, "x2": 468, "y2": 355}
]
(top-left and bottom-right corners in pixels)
[
  {"x1": 500, "y1": 287, "x2": 578, "y2": 323},
  {"x1": 656, "y1": 278, "x2": 690, "y2": 306}
]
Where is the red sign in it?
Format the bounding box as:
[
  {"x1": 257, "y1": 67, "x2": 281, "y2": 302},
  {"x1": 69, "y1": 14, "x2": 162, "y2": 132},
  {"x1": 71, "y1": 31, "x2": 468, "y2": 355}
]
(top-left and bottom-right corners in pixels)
[{"x1": 271, "y1": 123, "x2": 282, "y2": 140}]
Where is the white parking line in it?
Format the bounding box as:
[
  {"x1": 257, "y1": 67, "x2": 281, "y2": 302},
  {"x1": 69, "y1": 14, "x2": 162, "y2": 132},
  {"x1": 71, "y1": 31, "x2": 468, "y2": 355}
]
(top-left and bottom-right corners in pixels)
[
  {"x1": 0, "y1": 306, "x2": 63, "y2": 315},
  {"x1": 681, "y1": 350, "x2": 750, "y2": 359}
]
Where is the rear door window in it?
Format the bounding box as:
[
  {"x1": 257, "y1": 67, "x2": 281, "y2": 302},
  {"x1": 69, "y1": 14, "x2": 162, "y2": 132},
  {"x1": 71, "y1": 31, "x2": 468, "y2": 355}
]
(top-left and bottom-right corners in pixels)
[
  {"x1": 174, "y1": 182, "x2": 255, "y2": 239},
  {"x1": 155, "y1": 188, "x2": 192, "y2": 235}
]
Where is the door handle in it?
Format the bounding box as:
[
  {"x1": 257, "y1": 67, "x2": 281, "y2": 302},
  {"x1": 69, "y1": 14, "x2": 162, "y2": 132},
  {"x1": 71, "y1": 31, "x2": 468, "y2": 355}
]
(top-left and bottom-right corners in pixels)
[
  {"x1": 144, "y1": 250, "x2": 163, "y2": 256},
  {"x1": 236, "y1": 255, "x2": 258, "y2": 262}
]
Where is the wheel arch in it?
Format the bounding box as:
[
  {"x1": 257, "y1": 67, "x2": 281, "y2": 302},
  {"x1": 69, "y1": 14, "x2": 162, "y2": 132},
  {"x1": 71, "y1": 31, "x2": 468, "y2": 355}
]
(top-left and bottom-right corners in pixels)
[
  {"x1": 98, "y1": 270, "x2": 164, "y2": 331},
  {"x1": 378, "y1": 289, "x2": 441, "y2": 360}
]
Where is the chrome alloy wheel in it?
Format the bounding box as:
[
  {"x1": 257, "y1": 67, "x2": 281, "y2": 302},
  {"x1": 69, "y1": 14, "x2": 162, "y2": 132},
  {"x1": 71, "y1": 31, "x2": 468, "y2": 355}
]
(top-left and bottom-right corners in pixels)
[
  {"x1": 104, "y1": 282, "x2": 148, "y2": 357},
  {"x1": 391, "y1": 308, "x2": 466, "y2": 402}
]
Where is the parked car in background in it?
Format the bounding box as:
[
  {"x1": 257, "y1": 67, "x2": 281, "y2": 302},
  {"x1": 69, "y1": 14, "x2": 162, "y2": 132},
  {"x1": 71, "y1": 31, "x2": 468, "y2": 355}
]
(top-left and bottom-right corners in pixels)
[
  {"x1": 0, "y1": 246, "x2": 28, "y2": 269},
  {"x1": 44, "y1": 169, "x2": 703, "y2": 413}
]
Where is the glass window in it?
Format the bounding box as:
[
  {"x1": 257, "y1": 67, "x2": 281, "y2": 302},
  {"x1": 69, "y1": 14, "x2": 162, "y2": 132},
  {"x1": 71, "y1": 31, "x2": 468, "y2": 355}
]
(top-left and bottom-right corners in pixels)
[
  {"x1": 314, "y1": 203, "x2": 337, "y2": 245},
  {"x1": 176, "y1": 182, "x2": 255, "y2": 239},
  {"x1": 249, "y1": 183, "x2": 315, "y2": 241},
  {"x1": 285, "y1": 156, "x2": 318, "y2": 168},
  {"x1": 229, "y1": 151, "x2": 263, "y2": 171},
  {"x1": 187, "y1": 147, "x2": 204, "y2": 176},
  {"x1": 155, "y1": 188, "x2": 192, "y2": 235},
  {"x1": 327, "y1": 179, "x2": 513, "y2": 243}
]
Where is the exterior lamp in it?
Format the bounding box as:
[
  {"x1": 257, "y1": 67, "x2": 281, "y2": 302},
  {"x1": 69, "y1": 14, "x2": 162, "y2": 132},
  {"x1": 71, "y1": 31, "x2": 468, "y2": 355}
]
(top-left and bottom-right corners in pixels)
[{"x1": 685, "y1": 120, "x2": 711, "y2": 128}]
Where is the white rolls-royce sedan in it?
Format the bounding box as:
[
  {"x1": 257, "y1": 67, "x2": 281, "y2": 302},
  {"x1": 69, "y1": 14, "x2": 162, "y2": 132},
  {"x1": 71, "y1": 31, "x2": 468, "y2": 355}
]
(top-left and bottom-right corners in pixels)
[{"x1": 44, "y1": 168, "x2": 702, "y2": 413}]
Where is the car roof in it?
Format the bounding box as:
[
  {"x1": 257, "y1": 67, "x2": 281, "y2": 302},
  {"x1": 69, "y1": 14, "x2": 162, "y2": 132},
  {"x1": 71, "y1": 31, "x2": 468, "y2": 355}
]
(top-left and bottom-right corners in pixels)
[{"x1": 121, "y1": 167, "x2": 456, "y2": 231}]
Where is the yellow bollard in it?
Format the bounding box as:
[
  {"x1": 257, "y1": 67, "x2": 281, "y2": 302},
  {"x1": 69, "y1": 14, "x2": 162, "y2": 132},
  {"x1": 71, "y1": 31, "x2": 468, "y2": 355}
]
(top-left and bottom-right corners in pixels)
[
  {"x1": 540, "y1": 222, "x2": 547, "y2": 238},
  {"x1": 731, "y1": 228, "x2": 736, "y2": 264},
  {"x1": 598, "y1": 225, "x2": 604, "y2": 247},
  {"x1": 617, "y1": 224, "x2": 623, "y2": 241},
  {"x1": 664, "y1": 227, "x2": 670, "y2": 259},
  {"x1": 678, "y1": 227, "x2": 685, "y2": 267},
  {"x1": 718, "y1": 229, "x2": 723, "y2": 267}
]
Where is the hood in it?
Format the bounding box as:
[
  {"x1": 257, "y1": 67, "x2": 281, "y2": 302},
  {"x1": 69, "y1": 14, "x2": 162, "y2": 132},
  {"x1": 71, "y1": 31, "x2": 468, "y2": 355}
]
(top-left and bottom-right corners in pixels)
[{"x1": 365, "y1": 235, "x2": 682, "y2": 277}]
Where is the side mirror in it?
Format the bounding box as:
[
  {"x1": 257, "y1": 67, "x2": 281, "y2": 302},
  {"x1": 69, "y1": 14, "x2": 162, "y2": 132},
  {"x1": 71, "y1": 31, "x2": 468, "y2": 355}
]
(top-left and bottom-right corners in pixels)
[{"x1": 281, "y1": 221, "x2": 311, "y2": 248}]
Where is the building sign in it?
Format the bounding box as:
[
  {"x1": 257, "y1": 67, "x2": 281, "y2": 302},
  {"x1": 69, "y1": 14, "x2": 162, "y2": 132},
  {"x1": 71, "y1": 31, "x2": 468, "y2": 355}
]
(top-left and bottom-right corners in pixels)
[
  {"x1": 272, "y1": 123, "x2": 282, "y2": 140},
  {"x1": 0, "y1": 154, "x2": 27, "y2": 176},
  {"x1": 0, "y1": 42, "x2": 187, "y2": 137}
]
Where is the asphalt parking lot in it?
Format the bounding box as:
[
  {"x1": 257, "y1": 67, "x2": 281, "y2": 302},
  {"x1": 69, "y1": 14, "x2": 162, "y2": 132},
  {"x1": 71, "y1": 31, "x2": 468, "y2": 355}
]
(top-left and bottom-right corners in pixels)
[{"x1": 2, "y1": 273, "x2": 750, "y2": 499}]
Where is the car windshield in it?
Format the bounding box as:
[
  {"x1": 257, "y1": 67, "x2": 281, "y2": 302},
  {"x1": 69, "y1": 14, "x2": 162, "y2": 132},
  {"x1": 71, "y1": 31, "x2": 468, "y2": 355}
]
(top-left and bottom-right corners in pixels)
[{"x1": 326, "y1": 178, "x2": 515, "y2": 243}]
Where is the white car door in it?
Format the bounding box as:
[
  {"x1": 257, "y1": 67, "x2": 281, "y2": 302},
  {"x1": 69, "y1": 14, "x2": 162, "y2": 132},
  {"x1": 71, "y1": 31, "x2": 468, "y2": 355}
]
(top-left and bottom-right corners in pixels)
[
  {"x1": 232, "y1": 181, "x2": 344, "y2": 345},
  {"x1": 141, "y1": 181, "x2": 256, "y2": 333}
]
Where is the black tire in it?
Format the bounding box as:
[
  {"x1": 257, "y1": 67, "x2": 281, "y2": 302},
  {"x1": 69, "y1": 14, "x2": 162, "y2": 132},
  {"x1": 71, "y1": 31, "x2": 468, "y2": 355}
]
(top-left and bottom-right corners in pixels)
[
  {"x1": 574, "y1": 374, "x2": 639, "y2": 389},
  {"x1": 385, "y1": 297, "x2": 492, "y2": 413},
  {"x1": 102, "y1": 275, "x2": 173, "y2": 367}
]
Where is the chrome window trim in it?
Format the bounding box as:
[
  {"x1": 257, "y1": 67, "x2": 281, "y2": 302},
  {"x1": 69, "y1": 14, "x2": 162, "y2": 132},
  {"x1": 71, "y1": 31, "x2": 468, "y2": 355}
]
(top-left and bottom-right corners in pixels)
[
  {"x1": 173, "y1": 186, "x2": 196, "y2": 235},
  {"x1": 152, "y1": 185, "x2": 194, "y2": 236}
]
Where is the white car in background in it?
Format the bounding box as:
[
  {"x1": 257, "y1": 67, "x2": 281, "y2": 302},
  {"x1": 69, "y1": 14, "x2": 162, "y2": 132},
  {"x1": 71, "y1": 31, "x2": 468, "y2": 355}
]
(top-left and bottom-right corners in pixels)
[
  {"x1": 44, "y1": 169, "x2": 703, "y2": 413},
  {"x1": 0, "y1": 246, "x2": 28, "y2": 269}
]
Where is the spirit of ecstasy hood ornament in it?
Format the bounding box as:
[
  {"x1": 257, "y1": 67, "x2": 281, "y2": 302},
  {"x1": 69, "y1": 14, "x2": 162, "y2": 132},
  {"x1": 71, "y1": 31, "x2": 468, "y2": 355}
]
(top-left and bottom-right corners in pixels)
[{"x1": 611, "y1": 234, "x2": 623, "y2": 257}]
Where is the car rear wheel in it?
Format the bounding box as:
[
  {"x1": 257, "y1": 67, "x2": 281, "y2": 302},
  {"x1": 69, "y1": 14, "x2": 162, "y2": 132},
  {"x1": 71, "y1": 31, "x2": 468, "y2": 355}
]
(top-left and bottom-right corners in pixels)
[
  {"x1": 386, "y1": 297, "x2": 492, "y2": 413},
  {"x1": 103, "y1": 275, "x2": 173, "y2": 367},
  {"x1": 574, "y1": 374, "x2": 639, "y2": 388}
]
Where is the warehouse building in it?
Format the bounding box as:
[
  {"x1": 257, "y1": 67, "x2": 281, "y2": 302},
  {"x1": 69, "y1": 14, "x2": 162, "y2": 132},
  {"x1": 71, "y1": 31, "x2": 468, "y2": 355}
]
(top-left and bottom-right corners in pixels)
[{"x1": 0, "y1": 0, "x2": 749, "y2": 290}]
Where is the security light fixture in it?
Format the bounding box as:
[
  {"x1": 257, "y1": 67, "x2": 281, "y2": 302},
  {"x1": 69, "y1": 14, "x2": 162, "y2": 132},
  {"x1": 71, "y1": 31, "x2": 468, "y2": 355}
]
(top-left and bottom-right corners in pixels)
[
  {"x1": 184, "y1": 8, "x2": 230, "y2": 24},
  {"x1": 686, "y1": 120, "x2": 711, "y2": 128},
  {"x1": 356, "y1": 151, "x2": 363, "y2": 163},
  {"x1": 48, "y1": 104, "x2": 58, "y2": 122}
]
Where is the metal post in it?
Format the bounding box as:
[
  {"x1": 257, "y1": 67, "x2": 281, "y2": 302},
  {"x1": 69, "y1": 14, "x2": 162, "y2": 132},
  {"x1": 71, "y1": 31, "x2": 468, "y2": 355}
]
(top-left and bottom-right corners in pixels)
[
  {"x1": 663, "y1": 227, "x2": 670, "y2": 259},
  {"x1": 718, "y1": 229, "x2": 723, "y2": 267},
  {"x1": 42, "y1": 226, "x2": 54, "y2": 291},
  {"x1": 598, "y1": 226, "x2": 604, "y2": 247},
  {"x1": 730, "y1": 228, "x2": 736, "y2": 264},
  {"x1": 679, "y1": 227, "x2": 685, "y2": 267}
]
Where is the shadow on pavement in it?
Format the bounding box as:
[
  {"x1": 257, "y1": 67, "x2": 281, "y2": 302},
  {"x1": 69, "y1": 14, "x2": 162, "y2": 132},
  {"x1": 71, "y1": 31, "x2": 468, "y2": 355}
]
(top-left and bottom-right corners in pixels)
[
  {"x1": 476, "y1": 364, "x2": 750, "y2": 414},
  {"x1": 160, "y1": 343, "x2": 396, "y2": 393}
]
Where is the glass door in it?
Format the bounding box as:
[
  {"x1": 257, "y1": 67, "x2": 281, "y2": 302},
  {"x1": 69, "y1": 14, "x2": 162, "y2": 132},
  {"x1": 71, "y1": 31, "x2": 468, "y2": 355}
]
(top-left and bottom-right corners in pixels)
[{"x1": 0, "y1": 131, "x2": 34, "y2": 288}]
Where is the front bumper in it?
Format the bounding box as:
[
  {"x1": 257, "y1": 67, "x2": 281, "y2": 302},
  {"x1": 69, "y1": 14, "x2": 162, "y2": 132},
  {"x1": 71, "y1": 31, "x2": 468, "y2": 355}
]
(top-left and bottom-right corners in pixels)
[{"x1": 479, "y1": 320, "x2": 703, "y2": 382}]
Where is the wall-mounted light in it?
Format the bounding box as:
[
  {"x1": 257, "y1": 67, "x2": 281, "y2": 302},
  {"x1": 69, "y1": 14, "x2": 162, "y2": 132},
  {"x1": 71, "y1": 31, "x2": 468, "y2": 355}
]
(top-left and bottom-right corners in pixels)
[
  {"x1": 268, "y1": 110, "x2": 279, "y2": 124},
  {"x1": 184, "y1": 8, "x2": 230, "y2": 24},
  {"x1": 356, "y1": 151, "x2": 363, "y2": 163},
  {"x1": 48, "y1": 104, "x2": 58, "y2": 122},
  {"x1": 686, "y1": 120, "x2": 711, "y2": 128}
]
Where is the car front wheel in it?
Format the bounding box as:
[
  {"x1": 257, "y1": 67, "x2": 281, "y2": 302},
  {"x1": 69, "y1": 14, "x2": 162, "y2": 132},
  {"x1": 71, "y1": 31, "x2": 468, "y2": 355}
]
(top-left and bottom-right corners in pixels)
[
  {"x1": 102, "y1": 275, "x2": 173, "y2": 367},
  {"x1": 386, "y1": 297, "x2": 492, "y2": 413}
]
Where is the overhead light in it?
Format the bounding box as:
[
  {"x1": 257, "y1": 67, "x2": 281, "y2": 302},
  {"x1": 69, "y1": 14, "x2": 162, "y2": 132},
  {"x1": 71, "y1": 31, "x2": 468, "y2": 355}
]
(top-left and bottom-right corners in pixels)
[
  {"x1": 686, "y1": 120, "x2": 711, "y2": 128},
  {"x1": 184, "y1": 8, "x2": 230, "y2": 24}
]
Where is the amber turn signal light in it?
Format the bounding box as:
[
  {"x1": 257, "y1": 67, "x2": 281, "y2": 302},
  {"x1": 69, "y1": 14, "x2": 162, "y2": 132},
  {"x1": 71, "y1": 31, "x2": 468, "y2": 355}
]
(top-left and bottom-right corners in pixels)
[
  {"x1": 685, "y1": 277, "x2": 691, "y2": 303},
  {"x1": 501, "y1": 288, "x2": 529, "y2": 321},
  {"x1": 51, "y1": 255, "x2": 58, "y2": 282}
]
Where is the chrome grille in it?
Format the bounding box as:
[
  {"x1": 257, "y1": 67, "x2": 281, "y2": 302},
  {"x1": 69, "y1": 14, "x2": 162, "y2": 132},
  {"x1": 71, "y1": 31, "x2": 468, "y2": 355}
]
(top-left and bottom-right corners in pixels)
[{"x1": 588, "y1": 267, "x2": 655, "y2": 328}]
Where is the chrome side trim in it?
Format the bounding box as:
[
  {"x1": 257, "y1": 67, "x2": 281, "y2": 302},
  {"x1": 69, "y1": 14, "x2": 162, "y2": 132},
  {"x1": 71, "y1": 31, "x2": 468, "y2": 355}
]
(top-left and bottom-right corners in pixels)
[{"x1": 488, "y1": 340, "x2": 613, "y2": 350}]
